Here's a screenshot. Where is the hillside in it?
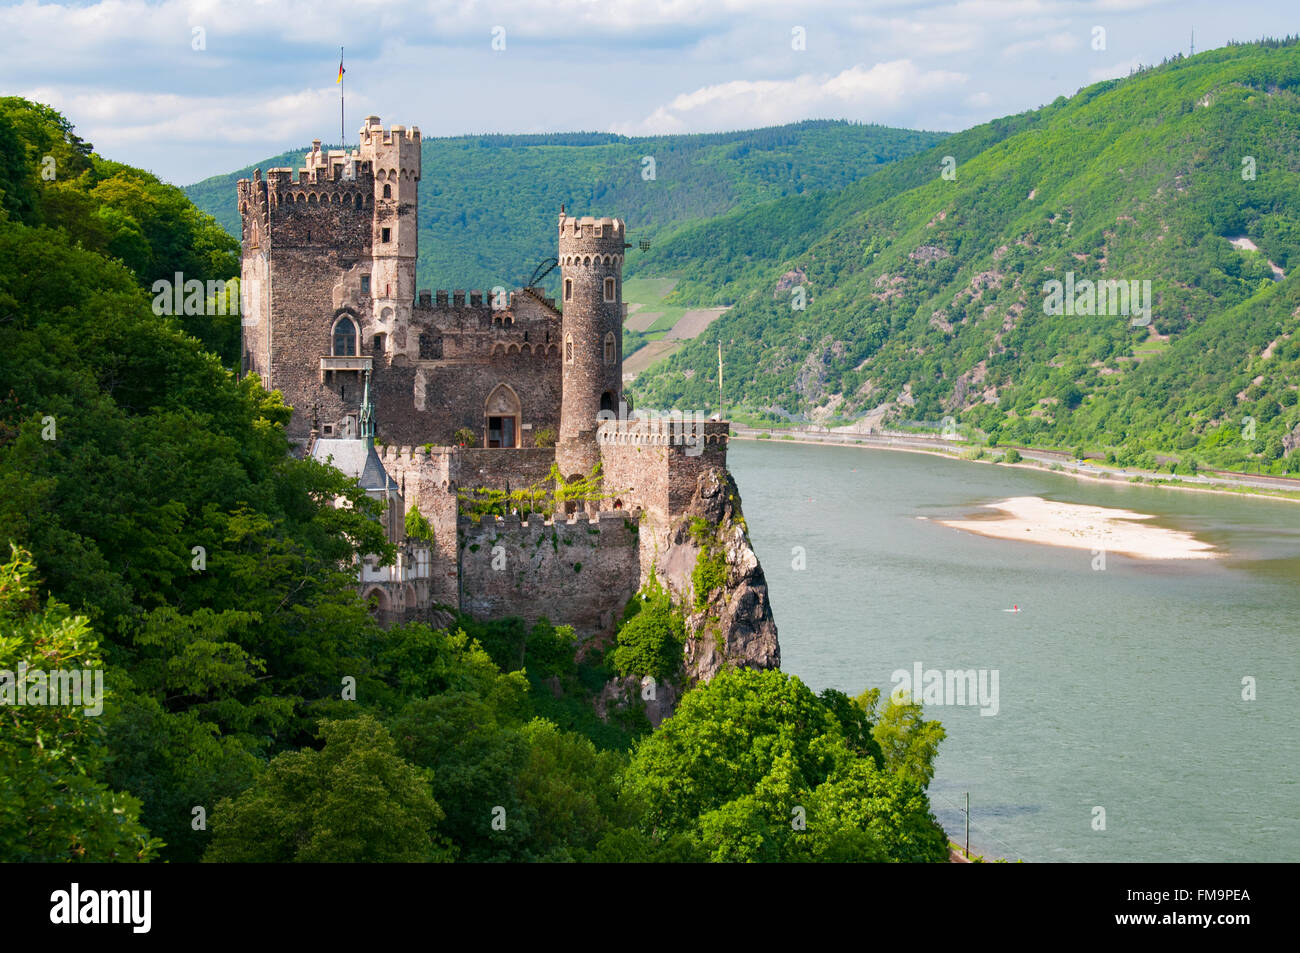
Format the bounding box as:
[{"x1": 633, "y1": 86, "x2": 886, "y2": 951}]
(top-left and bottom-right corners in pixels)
[
  {"x1": 184, "y1": 121, "x2": 944, "y2": 294},
  {"x1": 631, "y1": 40, "x2": 1300, "y2": 476}
]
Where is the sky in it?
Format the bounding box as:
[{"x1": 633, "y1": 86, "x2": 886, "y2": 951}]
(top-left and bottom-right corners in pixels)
[{"x1": 1, "y1": 0, "x2": 1296, "y2": 185}]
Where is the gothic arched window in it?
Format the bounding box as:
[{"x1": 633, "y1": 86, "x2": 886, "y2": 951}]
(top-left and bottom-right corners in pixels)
[
  {"x1": 604, "y1": 331, "x2": 616, "y2": 365},
  {"x1": 332, "y1": 315, "x2": 358, "y2": 356},
  {"x1": 565, "y1": 335, "x2": 574, "y2": 363}
]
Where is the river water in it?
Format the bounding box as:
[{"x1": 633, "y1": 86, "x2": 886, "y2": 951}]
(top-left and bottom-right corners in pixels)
[{"x1": 727, "y1": 438, "x2": 1299, "y2": 862}]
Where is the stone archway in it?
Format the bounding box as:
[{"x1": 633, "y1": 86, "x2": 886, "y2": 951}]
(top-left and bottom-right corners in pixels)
[
  {"x1": 485, "y1": 383, "x2": 522, "y2": 448},
  {"x1": 363, "y1": 587, "x2": 390, "y2": 616}
]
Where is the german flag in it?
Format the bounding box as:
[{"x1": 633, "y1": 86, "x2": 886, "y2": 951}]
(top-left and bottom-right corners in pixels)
[{"x1": 337, "y1": 56, "x2": 345, "y2": 84}]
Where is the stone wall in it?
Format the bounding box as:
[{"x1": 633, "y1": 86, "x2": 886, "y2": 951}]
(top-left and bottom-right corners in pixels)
[
  {"x1": 379, "y1": 446, "x2": 458, "y2": 604},
  {"x1": 597, "y1": 418, "x2": 730, "y2": 518},
  {"x1": 454, "y1": 448, "x2": 556, "y2": 491},
  {"x1": 458, "y1": 511, "x2": 641, "y2": 638}
]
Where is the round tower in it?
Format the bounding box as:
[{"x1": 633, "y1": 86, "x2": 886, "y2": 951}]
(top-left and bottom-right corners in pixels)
[{"x1": 555, "y1": 212, "x2": 626, "y2": 478}]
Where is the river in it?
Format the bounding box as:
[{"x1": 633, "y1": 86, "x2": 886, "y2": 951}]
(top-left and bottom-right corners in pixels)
[{"x1": 727, "y1": 438, "x2": 1300, "y2": 862}]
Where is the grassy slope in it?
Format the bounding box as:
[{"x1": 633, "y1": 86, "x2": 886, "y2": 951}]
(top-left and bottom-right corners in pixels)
[{"x1": 632, "y1": 41, "x2": 1300, "y2": 474}]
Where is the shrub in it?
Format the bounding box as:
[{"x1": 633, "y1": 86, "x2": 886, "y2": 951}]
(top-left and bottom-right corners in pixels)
[
  {"x1": 525, "y1": 618, "x2": 576, "y2": 679},
  {"x1": 692, "y1": 543, "x2": 727, "y2": 611},
  {"x1": 613, "y1": 588, "x2": 685, "y2": 682},
  {"x1": 405, "y1": 507, "x2": 435, "y2": 542},
  {"x1": 1003, "y1": 448, "x2": 1022, "y2": 463},
  {"x1": 453, "y1": 427, "x2": 478, "y2": 447},
  {"x1": 533, "y1": 427, "x2": 557, "y2": 448}
]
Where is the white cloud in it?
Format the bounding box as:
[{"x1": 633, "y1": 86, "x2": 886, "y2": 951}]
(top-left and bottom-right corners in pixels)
[
  {"x1": 1002, "y1": 31, "x2": 1081, "y2": 58},
  {"x1": 16, "y1": 85, "x2": 345, "y2": 148},
  {"x1": 1088, "y1": 58, "x2": 1144, "y2": 81},
  {"x1": 2, "y1": 0, "x2": 1293, "y2": 183},
  {"x1": 613, "y1": 60, "x2": 967, "y2": 135}
]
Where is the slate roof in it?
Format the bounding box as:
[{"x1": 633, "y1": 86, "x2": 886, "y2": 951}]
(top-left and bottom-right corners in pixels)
[{"x1": 310, "y1": 438, "x2": 393, "y2": 493}]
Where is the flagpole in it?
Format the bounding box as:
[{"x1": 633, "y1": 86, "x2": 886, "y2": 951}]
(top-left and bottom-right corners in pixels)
[{"x1": 339, "y1": 46, "x2": 345, "y2": 147}]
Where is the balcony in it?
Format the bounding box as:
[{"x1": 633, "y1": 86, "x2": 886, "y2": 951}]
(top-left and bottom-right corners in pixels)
[{"x1": 320, "y1": 356, "x2": 373, "y2": 372}]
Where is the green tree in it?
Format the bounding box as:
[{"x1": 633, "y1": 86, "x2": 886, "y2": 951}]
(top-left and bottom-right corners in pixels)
[
  {"x1": 871, "y1": 694, "x2": 947, "y2": 788},
  {"x1": 204, "y1": 715, "x2": 453, "y2": 863},
  {"x1": 625, "y1": 669, "x2": 947, "y2": 862},
  {"x1": 0, "y1": 546, "x2": 161, "y2": 862}
]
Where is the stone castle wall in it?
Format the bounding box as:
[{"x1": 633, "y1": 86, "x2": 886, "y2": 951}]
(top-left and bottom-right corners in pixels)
[
  {"x1": 458, "y1": 511, "x2": 641, "y2": 637},
  {"x1": 597, "y1": 418, "x2": 730, "y2": 518}
]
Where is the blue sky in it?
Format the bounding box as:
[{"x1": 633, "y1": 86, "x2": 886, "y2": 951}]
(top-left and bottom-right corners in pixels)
[{"x1": 1, "y1": 0, "x2": 1296, "y2": 185}]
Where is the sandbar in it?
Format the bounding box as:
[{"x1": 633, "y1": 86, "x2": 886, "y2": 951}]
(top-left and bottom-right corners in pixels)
[{"x1": 935, "y1": 496, "x2": 1219, "y2": 559}]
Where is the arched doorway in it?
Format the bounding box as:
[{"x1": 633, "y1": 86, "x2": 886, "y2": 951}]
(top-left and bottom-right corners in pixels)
[
  {"x1": 363, "y1": 587, "x2": 390, "y2": 616},
  {"x1": 485, "y1": 384, "x2": 521, "y2": 448}
]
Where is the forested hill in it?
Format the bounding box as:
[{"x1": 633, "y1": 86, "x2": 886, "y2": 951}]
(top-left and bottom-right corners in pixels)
[
  {"x1": 632, "y1": 40, "x2": 1300, "y2": 476},
  {"x1": 184, "y1": 121, "x2": 944, "y2": 293}
]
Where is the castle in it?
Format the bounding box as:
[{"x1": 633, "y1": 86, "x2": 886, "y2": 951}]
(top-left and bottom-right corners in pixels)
[{"x1": 237, "y1": 118, "x2": 776, "y2": 694}]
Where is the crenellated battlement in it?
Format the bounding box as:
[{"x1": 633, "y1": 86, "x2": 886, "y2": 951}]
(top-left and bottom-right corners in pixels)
[
  {"x1": 557, "y1": 212, "x2": 627, "y2": 263},
  {"x1": 558, "y1": 214, "x2": 625, "y2": 237},
  {"x1": 412, "y1": 288, "x2": 561, "y2": 324},
  {"x1": 361, "y1": 116, "x2": 421, "y2": 146},
  {"x1": 597, "y1": 416, "x2": 730, "y2": 448}
]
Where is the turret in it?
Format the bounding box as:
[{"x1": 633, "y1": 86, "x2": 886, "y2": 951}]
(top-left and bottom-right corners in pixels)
[
  {"x1": 555, "y1": 211, "x2": 626, "y2": 478},
  {"x1": 358, "y1": 116, "x2": 421, "y2": 363}
]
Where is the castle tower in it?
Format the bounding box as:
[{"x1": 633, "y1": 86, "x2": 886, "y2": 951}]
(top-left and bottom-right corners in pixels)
[
  {"x1": 357, "y1": 116, "x2": 420, "y2": 363},
  {"x1": 555, "y1": 211, "x2": 626, "y2": 478}
]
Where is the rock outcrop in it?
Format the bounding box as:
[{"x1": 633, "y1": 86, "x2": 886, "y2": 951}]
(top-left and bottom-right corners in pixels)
[
  {"x1": 640, "y1": 466, "x2": 780, "y2": 681},
  {"x1": 600, "y1": 465, "x2": 780, "y2": 727}
]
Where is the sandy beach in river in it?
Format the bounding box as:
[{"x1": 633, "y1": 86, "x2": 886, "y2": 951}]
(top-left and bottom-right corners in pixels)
[{"x1": 934, "y1": 496, "x2": 1219, "y2": 559}]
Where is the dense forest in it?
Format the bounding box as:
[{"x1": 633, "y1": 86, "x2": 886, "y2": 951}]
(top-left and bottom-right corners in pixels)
[
  {"x1": 632, "y1": 41, "x2": 1300, "y2": 476},
  {"x1": 185, "y1": 120, "x2": 945, "y2": 296},
  {"x1": 0, "y1": 98, "x2": 948, "y2": 862}
]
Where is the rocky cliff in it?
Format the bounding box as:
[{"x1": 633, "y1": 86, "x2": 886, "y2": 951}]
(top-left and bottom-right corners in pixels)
[{"x1": 602, "y1": 465, "x2": 780, "y2": 727}]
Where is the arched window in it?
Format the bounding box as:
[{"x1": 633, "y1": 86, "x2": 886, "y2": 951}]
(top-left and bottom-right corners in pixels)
[
  {"x1": 332, "y1": 315, "x2": 358, "y2": 356},
  {"x1": 383, "y1": 184, "x2": 392, "y2": 199},
  {"x1": 604, "y1": 277, "x2": 616, "y2": 302},
  {"x1": 604, "y1": 331, "x2": 617, "y2": 365},
  {"x1": 565, "y1": 335, "x2": 574, "y2": 363},
  {"x1": 564, "y1": 278, "x2": 573, "y2": 301}
]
